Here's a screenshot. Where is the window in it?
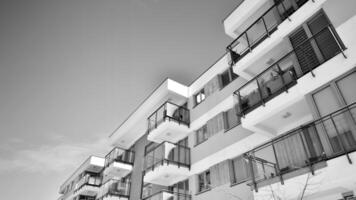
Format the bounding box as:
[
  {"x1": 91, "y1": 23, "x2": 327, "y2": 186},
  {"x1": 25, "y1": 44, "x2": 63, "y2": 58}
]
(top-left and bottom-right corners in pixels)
[
  {"x1": 177, "y1": 137, "x2": 188, "y2": 147},
  {"x1": 194, "y1": 89, "x2": 206, "y2": 105},
  {"x1": 312, "y1": 70, "x2": 356, "y2": 153},
  {"x1": 230, "y1": 156, "x2": 251, "y2": 184},
  {"x1": 289, "y1": 11, "x2": 343, "y2": 75},
  {"x1": 144, "y1": 142, "x2": 156, "y2": 155},
  {"x1": 169, "y1": 179, "x2": 189, "y2": 194},
  {"x1": 141, "y1": 183, "x2": 153, "y2": 199},
  {"x1": 220, "y1": 67, "x2": 238, "y2": 88},
  {"x1": 224, "y1": 107, "x2": 240, "y2": 131},
  {"x1": 195, "y1": 125, "x2": 208, "y2": 145},
  {"x1": 197, "y1": 170, "x2": 211, "y2": 193}
]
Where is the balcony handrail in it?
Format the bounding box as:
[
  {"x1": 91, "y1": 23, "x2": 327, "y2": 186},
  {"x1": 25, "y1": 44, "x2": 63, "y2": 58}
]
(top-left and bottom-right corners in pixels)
[
  {"x1": 104, "y1": 147, "x2": 135, "y2": 167},
  {"x1": 226, "y1": 0, "x2": 314, "y2": 67},
  {"x1": 148, "y1": 100, "x2": 189, "y2": 120},
  {"x1": 221, "y1": 0, "x2": 245, "y2": 23},
  {"x1": 227, "y1": 0, "x2": 304, "y2": 51},
  {"x1": 227, "y1": 0, "x2": 281, "y2": 50},
  {"x1": 144, "y1": 141, "x2": 190, "y2": 156},
  {"x1": 142, "y1": 189, "x2": 192, "y2": 200},
  {"x1": 233, "y1": 24, "x2": 344, "y2": 101}
]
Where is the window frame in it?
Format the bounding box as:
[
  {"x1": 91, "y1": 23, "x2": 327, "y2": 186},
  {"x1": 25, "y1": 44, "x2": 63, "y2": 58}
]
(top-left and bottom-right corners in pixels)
[
  {"x1": 195, "y1": 124, "x2": 208, "y2": 146},
  {"x1": 194, "y1": 89, "x2": 206, "y2": 106},
  {"x1": 230, "y1": 156, "x2": 251, "y2": 185},
  {"x1": 197, "y1": 170, "x2": 211, "y2": 193},
  {"x1": 220, "y1": 67, "x2": 238, "y2": 88}
]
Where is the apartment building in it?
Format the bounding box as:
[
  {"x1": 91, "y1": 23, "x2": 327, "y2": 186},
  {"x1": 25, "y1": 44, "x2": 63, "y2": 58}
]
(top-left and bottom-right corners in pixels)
[{"x1": 58, "y1": 0, "x2": 356, "y2": 200}]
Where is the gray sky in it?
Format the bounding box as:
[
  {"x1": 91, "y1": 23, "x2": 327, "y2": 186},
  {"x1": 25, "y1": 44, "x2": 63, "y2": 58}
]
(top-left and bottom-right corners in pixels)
[{"x1": 0, "y1": 0, "x2": 236, "y2": 199}]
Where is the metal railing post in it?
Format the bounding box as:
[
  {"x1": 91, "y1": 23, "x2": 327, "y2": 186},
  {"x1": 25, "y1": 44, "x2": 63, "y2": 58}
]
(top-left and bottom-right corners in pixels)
[
  {"x1": 245, "y1": 32, "x2": 252, "y2": 52},
  {"x1": 327, "y1": 26, "x2": 347, "y2": 58},
  {"x1": 262, "y1": 17, "x2": 270, "y2": 37}
]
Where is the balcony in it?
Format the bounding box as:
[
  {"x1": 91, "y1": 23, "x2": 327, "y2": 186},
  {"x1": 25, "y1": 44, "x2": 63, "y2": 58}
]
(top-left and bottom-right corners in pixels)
[
  {"x1": 233, "y1": 24, "x2": 346, "y2": 135},
  {"x1": 103, "y1": 147, "x2": 135, "y2": 179},
  {"x1": 226, "y1": 0, "x2": 310, "y2": 66},
  {"x1": 97, "y1": 179, "x2": 130, "y2": 200},
  {"x1": 147, "y1": 101, "x2": 190, "y2": 143},
  {"x1": 142, "y1": 190, "x2": 191, "y2": 200},
  {"x1": 73, "y1": 174, "x2": 101, "y2": 197},
  {"x1": 143, "y1": 142, "x2": 191, "y2": 186},
  {"x1": 241, "y1": 102, "x2": 356, "y2": 192}
]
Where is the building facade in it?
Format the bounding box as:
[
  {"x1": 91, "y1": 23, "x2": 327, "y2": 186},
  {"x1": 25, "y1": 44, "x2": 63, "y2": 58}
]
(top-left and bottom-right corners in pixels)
[{"x1": 58, "y1": 0, "x2": 356, "y2": 200}]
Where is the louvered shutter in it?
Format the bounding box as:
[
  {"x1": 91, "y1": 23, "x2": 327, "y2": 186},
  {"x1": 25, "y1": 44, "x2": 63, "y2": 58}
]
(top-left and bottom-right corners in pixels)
[
  {"x1": 289, "y1": 27, "x2": 320, "y2": 74},
  {"x1": 308, "y1": 12, "x2": 340, "y2": 60}
]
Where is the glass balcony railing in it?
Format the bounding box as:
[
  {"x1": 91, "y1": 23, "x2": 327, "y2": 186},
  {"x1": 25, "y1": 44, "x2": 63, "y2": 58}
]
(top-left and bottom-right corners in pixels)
[
  {"x1": 234, "y1": 24, "x2": 346, "y2": 116},
  {"x1": 77, "y1": 196, "x2": 95, "y2": 200},
  {"x1": 144, "y1": 142, "x2": 191, "y2": 174},
  {"x1": 227, "y1": 0, "x2": 311, "y2": 66},
  {"x1": 74, "y1": 174, "x2": 101, "y2": 192},
  {"x1": 105, "y1": 147, "x2": 135, "y2": 167},
  {"x1": 243, "y1": 102, "x2": 356, "y2": 191},
  {"x1": 142, "y1": 190, "x2": 191, "y2": 200},
  {"x1": 97, "y1": 179, "x2": 131, "y2": 200},
  {"x1": 147, "y1": 101, "x2": 190, "y2": 133}
]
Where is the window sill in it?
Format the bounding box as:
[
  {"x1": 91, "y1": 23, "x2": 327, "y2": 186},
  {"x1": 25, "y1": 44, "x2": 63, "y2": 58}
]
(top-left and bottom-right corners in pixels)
[
  {"x1": 194, "y1": 138, "x2": 209, "y2": 148},
  {"x1": 192, "y1": 100, "x2": 205, "y2": 109},
  {"x1": 223, "y1": 122, "x2": 241, "y2": 133},
  {"x1": 195, "y1": 187, "x2": 211, "y2": 196},
  {"x1": 230, "y1": 179, "x2": 249, "y2": 188}
]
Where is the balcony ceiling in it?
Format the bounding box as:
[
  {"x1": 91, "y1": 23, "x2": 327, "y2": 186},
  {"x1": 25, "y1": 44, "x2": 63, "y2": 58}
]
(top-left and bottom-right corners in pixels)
[{"x1": 242, "y1": 94, "x2": 313, "y2": 136}]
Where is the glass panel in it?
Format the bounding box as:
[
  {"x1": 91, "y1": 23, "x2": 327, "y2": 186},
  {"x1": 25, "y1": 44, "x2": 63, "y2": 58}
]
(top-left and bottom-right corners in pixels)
[
  {"x1": 313, "y1": 86, "x2": 356, "y2": 153},
  {"x1": 313, "y1": 86, "x2": 340, "y2": 116},
  {"x1": 246, "y1": 18, "x2": 268, "y2": 48},
  {"x1": 302, "y1": 125, "x2": 324, "y2": 162},
  {"x1": 232, "y1": 156, "x2": 251, "y2": 183},
  {"x1": 277, "y1": 0, "x2": 295, "y2": 21},
  {"x1": 231, "y1": 33, "x2": 250, "y2": 57},
  {"x1": 274, "y1": 133, "x2": 308, "y2": 172},
  {"x1": 238, "y1": 81, "x2": 262, "y2": 114},
  {"x1": 252, "y1": 145, "x2": 277, "y2": 182},
  {"x1": 337, "y1": 72, "x2": 356, "y2": 105},
  {"x1": 337, "y1": 72, "x2": 356, "y2": 122},
  {"x1": 313, "y1": 86, "x2": 343, "y2": 154}
]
